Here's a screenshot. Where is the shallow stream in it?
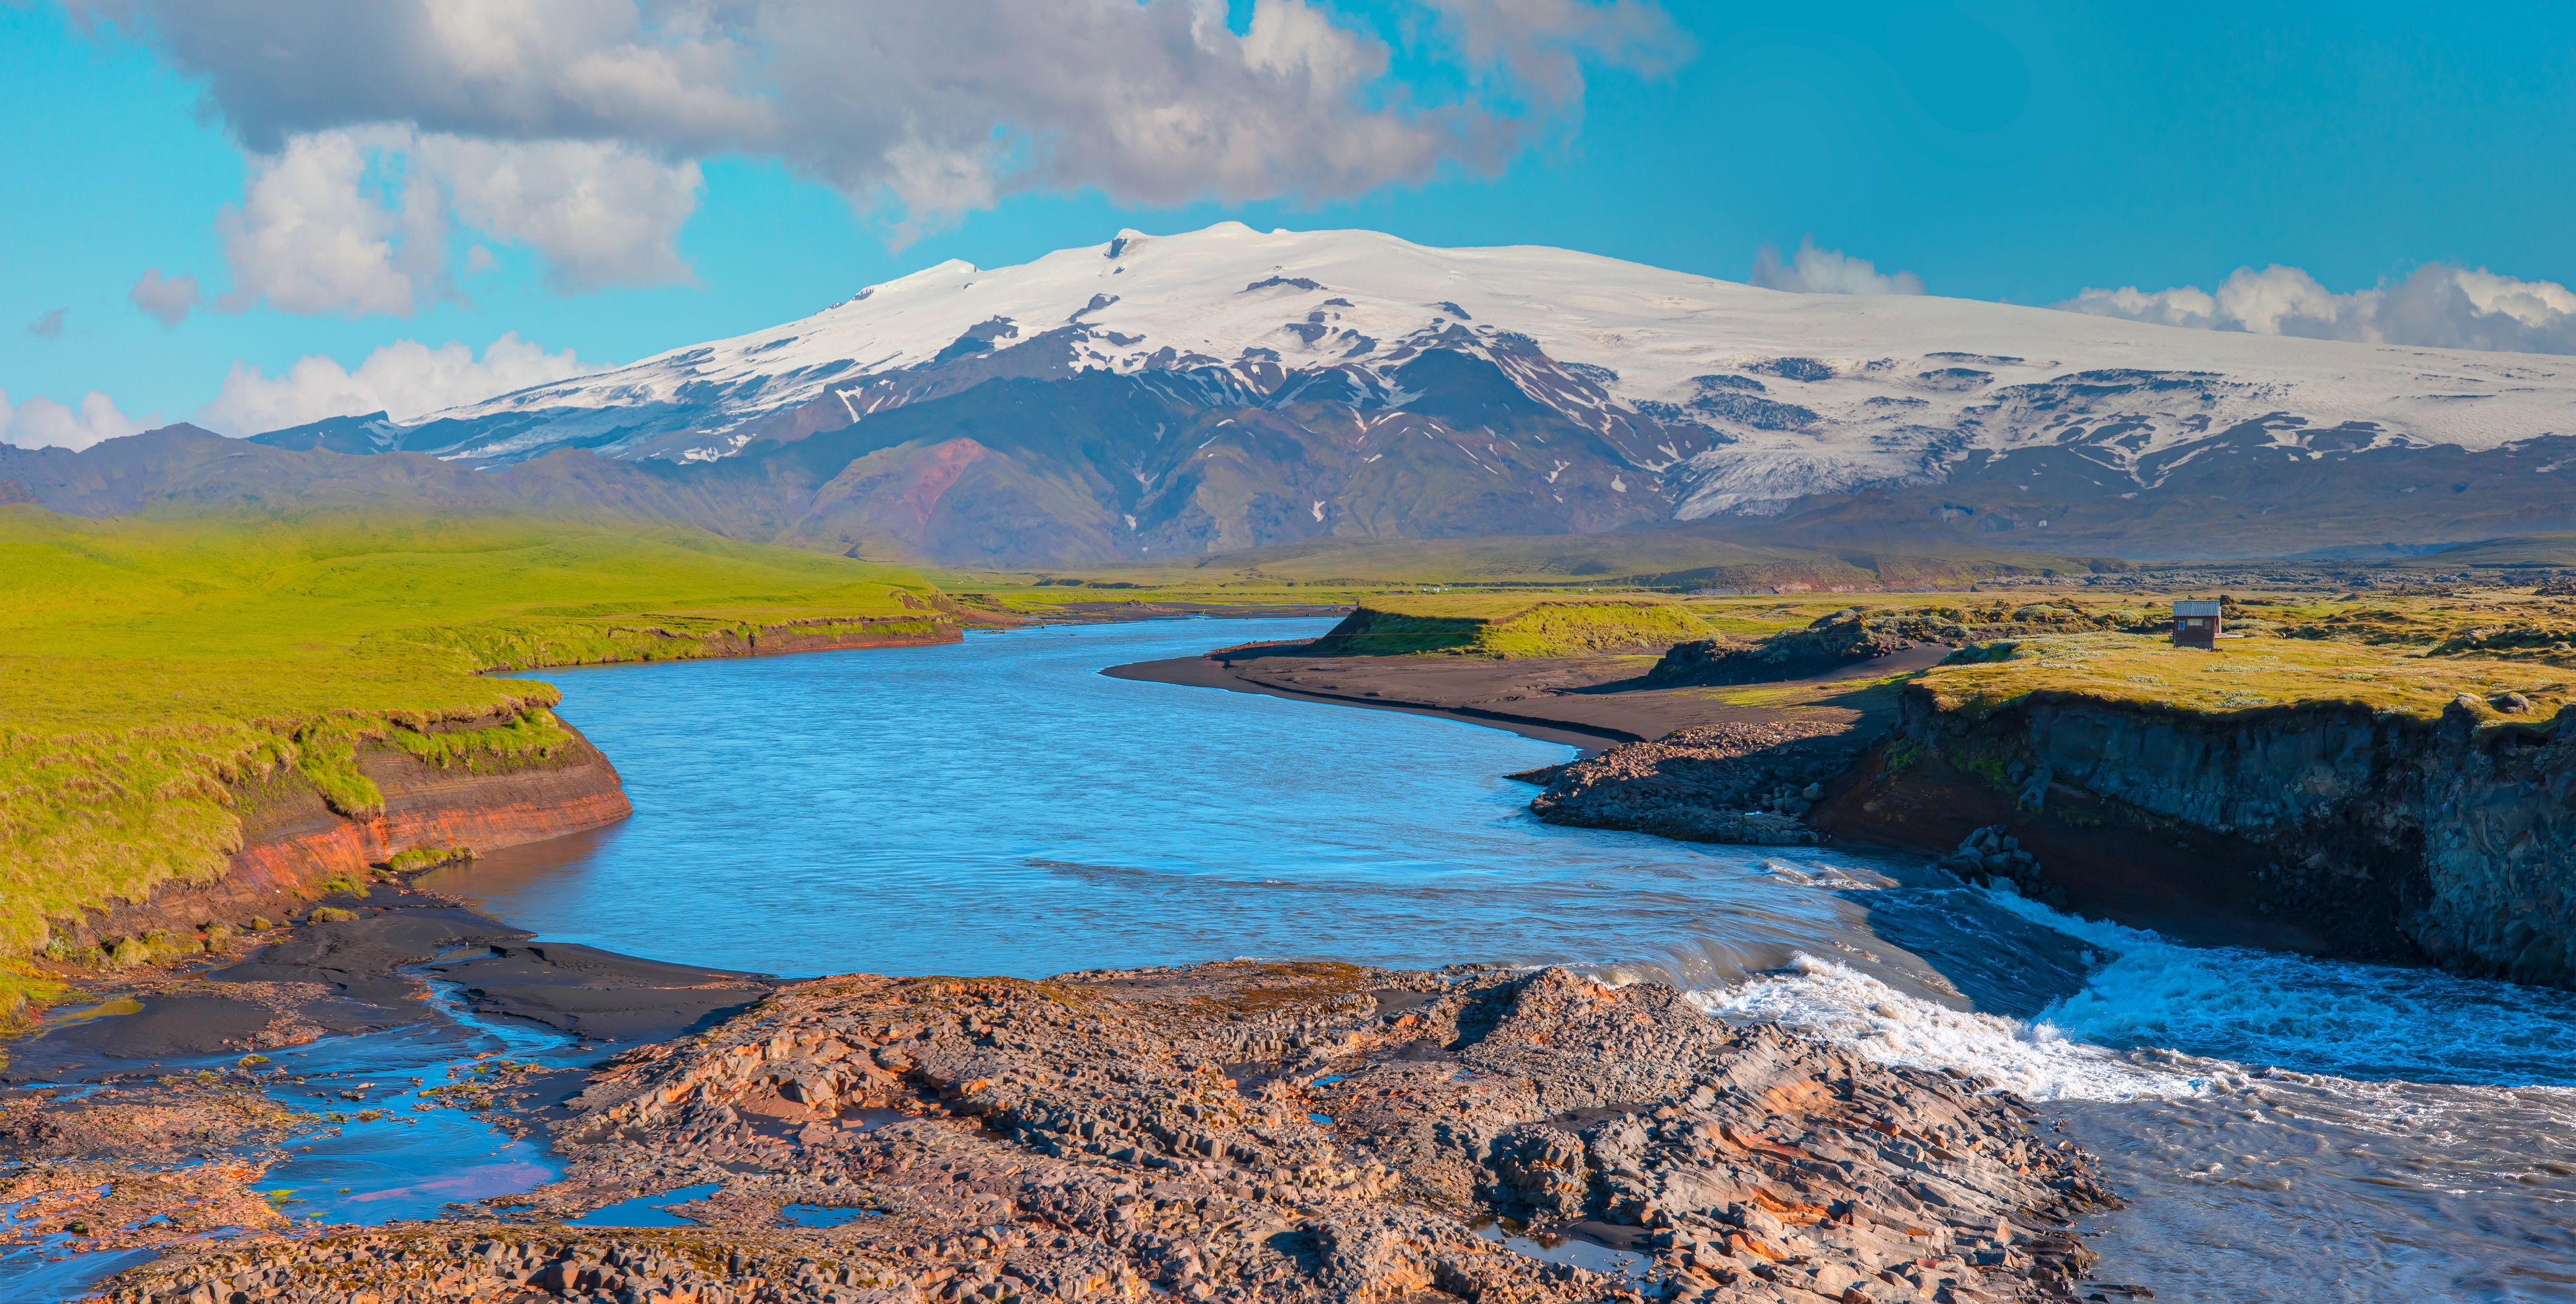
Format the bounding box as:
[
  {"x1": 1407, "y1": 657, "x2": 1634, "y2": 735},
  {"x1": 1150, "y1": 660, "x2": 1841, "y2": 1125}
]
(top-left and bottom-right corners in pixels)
[{"x1": 13, "y1": 618, "x2": 2576, "y2": 1301}]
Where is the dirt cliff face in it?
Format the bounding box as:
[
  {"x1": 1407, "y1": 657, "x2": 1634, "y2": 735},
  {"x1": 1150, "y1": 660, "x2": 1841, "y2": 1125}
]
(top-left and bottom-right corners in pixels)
[
  {"x1": 1828, "y1": 688, "x2": 2576, "y2": 987},
  {"x1": 63, "y1": 721, "x2": 630, "y2": 948}
]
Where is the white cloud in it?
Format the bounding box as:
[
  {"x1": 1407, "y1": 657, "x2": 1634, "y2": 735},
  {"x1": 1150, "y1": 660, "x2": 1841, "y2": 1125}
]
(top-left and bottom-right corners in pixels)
[
  {"x1": 415, "y1": 134, "x2": 700, "y2": 291},
  {"x1": 129, "y1": 268, "x2": 200, "y2": 326},
  {"x1": 195, "y1": 332, "x2": 601, "y2": 435},
  {"x1": 26, "y1": 308, "x2": 68, "y2": 338},
  {"x1": 0, "y1": 388, "x2": 153, "y2": 450},
  {"x1": 2057, "y1": 264, "x2": 2576, "y2": 356},
  {"x1": 1748, "y1": 237, "x2": 1926, "y2": 296},
  {"x1": 217, "y1": 127, "x2": 449, "y2": 316},
  {"x1": 83, "y1": 0, "x2": 1680, "y2": 291},
  {"x1": 212, "y1": 125, "x2": 702, "y2": 316}
]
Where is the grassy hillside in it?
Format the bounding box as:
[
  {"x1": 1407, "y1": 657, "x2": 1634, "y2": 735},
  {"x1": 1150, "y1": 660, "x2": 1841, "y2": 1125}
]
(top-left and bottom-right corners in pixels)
[{"x1": 0, "y1": 507, "x2": 948, "y2": 1018}]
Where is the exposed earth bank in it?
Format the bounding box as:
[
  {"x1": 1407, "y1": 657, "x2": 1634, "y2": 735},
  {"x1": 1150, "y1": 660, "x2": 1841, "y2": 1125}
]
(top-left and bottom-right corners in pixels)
[
  {"x1": 32, "y1": 612, "x2": 973, "y2": 1005},
  {"x1": 91, "y1": 959, "x2": 2114, "y2": 1304},
  {"x1": 55, "y1": 720, "x2": 634, "y2": 960}
]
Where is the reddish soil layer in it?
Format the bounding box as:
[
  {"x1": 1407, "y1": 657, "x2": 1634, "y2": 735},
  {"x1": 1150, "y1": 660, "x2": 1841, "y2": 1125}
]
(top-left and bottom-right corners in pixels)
[{"x1": 62, "y1": 726, "x2": 633, "y2": 952}]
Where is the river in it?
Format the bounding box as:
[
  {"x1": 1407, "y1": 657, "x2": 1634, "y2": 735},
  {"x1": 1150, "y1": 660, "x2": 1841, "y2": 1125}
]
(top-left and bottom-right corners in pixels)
[{"x1": 14, "y1": 619, "x2": 2576, "y2": 1301}]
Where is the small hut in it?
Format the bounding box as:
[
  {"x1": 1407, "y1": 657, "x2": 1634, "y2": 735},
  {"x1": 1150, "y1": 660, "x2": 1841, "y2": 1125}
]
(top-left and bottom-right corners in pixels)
[{"x1": 2171, "y1": 600, "x2": 2221, "y2": 649}]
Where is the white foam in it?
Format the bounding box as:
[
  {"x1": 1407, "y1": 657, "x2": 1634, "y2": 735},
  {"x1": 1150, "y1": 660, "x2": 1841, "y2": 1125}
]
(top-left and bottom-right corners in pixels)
[
  {"x1": 1974, "y1": 889, "x2": 2576, "y2": 1088},
  {"x1": 1711, "y1": 883, "x2": 2576, "y2": 1099},
  {"x1": 1694, "y1": 953, "x2": 2220, "y2": 1102}
]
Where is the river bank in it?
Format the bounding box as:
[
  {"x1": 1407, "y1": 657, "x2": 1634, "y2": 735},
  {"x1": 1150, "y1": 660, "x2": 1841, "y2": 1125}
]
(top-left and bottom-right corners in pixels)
[
  {"x1": 1104, "y1": 639, "x2": 1942, "y2": 755},
  {"x1": 1124, "y1": 624, "x2": 2576, "y2": 993}
]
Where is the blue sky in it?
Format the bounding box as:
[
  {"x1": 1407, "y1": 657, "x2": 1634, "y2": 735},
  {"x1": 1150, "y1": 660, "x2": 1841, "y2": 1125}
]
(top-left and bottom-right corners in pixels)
[{"x1": 5, "y1": 1, "x2": 2573, "y2": 446}]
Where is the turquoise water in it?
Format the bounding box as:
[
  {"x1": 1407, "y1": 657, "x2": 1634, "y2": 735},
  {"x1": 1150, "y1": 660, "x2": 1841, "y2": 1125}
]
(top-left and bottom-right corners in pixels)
[{"x1": 450, "y1": 618, "x2": 1887, "y2": 987}]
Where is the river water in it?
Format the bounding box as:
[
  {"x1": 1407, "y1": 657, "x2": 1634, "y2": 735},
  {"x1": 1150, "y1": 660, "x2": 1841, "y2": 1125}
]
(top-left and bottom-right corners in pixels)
[{"x1": 13, "y1": 619, "x2": 2576, "y2": 1301}]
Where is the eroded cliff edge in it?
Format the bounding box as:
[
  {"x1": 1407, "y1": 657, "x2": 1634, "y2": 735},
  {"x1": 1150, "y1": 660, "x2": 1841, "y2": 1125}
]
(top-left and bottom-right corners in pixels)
[
  {"x1": 1817, "y1": 688, "x2": 2576, "y2": 987},
  {"x1": 58, "y1": 718, "x2": 633, "y2": 952}
]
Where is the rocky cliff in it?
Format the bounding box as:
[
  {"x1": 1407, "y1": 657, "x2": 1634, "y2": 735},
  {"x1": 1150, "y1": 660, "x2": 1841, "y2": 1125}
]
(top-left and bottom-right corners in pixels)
[{"x1": 1824, "y1": 688, "x2": 2576, "y2": 987}]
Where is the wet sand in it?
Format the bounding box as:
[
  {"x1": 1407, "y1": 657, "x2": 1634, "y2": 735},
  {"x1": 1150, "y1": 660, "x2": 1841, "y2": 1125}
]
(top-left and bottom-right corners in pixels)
[
  {"x1": 5, "y1": 887, "x2": 773, "y2": 1086},
  {"x1": 1104, "y1": 640, "x2": 1946, "y2": 753}
]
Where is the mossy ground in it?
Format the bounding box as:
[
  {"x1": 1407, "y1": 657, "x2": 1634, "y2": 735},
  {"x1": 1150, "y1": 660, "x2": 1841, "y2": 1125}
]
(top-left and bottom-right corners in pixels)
[
  {"x1": 1918, "y1": 631, "x2": 2572, "y2": 721},
  {"x1": 0, "y1": 506, "x2": 947, "y2": 1009}
]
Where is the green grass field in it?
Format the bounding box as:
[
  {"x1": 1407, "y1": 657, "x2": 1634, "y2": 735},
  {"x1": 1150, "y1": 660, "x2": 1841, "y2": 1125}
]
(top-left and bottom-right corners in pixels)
[{"x1": 0, "y1": 506, "x2": 949, "y2": 1018}]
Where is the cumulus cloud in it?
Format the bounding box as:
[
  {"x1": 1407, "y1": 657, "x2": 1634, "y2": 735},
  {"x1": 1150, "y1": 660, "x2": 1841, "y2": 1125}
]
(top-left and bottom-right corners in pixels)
[
  {"x1": 25, "y1": 309, "x2": 66, "y2": 339},
  {"x1": 79, "y1": 0, "x2": 1680, "y2": 307},
  {"x1": 1748, "y1": 238, "x2": 1926, "y2": 296},
  {"x1": 216, "y1": 127, "x2": 449, "y2": 316},
  {"x1": 0, "y1": 388, "x2": 152, "y2": 450},
  {"x1": 195, "y1": 332, "x2": 601, "y2": 435},
  {"x1": 415, "y1": 133, "x2": 700, "y2": 291},
  {"x1": 210, "y1": 125, "x2": 700, "y2": 316},
  {"x1": 2057, "y1": 264, "x2": 2576, "y2": 356},
  {"x1": 129, "y1": 268, "x2": 199, "y2": 325}
]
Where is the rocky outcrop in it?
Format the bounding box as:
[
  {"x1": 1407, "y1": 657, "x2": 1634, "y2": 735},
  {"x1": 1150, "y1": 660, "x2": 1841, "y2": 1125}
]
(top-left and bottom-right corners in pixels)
[
  {"x1": 106, "y1": 961, "x2": 2112, "y2": 1304},
  {"x1": 1525, "y1": 721, "x2": 1878, "y2": 844},
  {"x1": 58, "y1": 723, "x2": 629, "y2": 949},
  {"x1": 1843, "y1": 688, "x2": 2576, "y2": 987}
]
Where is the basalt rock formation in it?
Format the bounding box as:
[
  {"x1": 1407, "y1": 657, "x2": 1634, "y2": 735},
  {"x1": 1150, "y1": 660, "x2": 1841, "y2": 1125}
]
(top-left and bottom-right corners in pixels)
[
  {"x1": 1829, "y1": 688, "x2": 2576, "y2": 987},
  {"x1": 107, "y1": 962, "x2": 2113, "y2": 1304}
]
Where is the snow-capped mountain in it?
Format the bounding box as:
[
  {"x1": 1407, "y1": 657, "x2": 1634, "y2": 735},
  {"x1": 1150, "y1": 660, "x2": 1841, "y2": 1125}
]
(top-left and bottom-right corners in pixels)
[{"x1": 250, "y1": 223, "x2": 2576, "y2": 563}]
